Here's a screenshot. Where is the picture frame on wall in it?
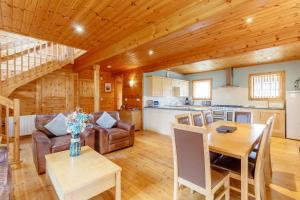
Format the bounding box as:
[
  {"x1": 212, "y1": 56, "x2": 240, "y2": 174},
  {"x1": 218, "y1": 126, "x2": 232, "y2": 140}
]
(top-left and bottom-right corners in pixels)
[{"x1": 105, "y1": 83, "x2": 112, "y2": 92}]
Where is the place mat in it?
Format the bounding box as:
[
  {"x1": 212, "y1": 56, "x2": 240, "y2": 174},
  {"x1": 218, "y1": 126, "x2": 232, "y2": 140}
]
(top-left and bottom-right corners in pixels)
[{"x1": 216, "y1": 125, "x2": 237, "y2": 133}]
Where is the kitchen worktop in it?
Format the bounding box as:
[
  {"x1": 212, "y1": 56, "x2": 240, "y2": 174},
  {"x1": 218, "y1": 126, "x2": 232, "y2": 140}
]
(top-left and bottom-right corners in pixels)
[{"x1": 144, "y1": 105, "x2": 285, "y2": 111}]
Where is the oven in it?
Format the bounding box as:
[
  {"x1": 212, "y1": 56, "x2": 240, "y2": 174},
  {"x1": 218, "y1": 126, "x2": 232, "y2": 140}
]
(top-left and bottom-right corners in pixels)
[{"x1": 212, "y1": 110, "x2": 235, "y2": 122}]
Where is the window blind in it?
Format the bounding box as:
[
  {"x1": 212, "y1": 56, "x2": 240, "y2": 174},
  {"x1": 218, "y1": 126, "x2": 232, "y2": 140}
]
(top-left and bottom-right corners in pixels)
[
  {"x1": 193, "y1": 79, "x2": 212, "y2": 99},
  {"x1": 250, "y1": 72, "x2": 283, "y2": 99}
]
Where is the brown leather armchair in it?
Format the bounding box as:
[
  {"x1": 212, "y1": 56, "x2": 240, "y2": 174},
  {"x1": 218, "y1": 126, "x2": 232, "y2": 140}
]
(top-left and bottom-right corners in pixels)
[
  {"x1": 92, "y1": 112, "x2": 135, "y2": 154},
  {"x1": 32, "y1": 114, "x2": 95, "y2": 174}
]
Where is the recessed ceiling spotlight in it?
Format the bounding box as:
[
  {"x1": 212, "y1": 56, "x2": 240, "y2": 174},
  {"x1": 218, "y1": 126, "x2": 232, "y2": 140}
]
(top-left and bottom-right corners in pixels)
[
  {"x1": 107, "y1": 65, "x2": 112, "y2": 69},
  {"x1": 245, "y1": 17, "x2": 253, "y2": 23},
  {"x1": 73, "y1": 24, "x2": 84, "y2": 34},
  {"x1": 148, "y1": 50, "x2": 154, "y2": 55},
  {"x1": 267, "y1": 56, "x2": 272, "y2": 60}
]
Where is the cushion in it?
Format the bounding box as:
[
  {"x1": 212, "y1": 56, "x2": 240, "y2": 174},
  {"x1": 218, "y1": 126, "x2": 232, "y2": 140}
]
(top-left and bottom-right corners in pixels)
[
  {"x1": 44, "y1": 113, "x2": 68, "y2": 136},
  {"x1": 96, "y1": 112, "x2": 117, "y2": 129}
]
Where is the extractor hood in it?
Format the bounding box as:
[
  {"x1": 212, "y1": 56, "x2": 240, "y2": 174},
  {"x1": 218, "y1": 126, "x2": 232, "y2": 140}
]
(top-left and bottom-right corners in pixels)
[{"x1": 219, "y1": 67, "x2": 240, "y2": 88}]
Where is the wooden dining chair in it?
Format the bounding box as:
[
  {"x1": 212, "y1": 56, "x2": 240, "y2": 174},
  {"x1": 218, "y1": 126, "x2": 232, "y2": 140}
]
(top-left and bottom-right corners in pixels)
[
  {"x1": 249, "y1": 115, "x2": 275, "y2": 185},
  {"x1": 212, "y1": 118, "x2": 272, "y2": 200},
  {"x1": 175, "y1": 113, "x2": 192, "y2": 125},
  {"x1": 191, "y1": 111, "x2": 205, "y2": 127},
  {"x1": 235, "y1": 111, "x2": 252, "y2": 123},
  {"x1": 202, "y1": 110, "x2": 214, "y2": 124},
  {"x1": 171, "y1": 123, "x2": 230, "y2": 200}
]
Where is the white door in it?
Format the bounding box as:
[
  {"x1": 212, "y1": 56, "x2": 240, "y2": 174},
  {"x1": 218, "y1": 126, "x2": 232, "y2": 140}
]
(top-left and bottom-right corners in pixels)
[{"x1": 286, "y1": 91, "x2": 300, "y2": 140}]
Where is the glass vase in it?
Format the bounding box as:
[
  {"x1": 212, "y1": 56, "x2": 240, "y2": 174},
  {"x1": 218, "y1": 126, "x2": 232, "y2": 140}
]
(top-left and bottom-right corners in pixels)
[{"x1": 69, "y1": 133, "x2": 81, "y2": 157}]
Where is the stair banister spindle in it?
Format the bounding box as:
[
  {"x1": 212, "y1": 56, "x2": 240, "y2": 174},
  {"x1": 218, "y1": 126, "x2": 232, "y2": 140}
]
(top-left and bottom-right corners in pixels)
[
  {"x1": 27, "y1": 43, "x2": 30, "y2": 71},
  {"x1": 6, "y1": 45, "x2": 9, "y2": 79},
  {"x1": 46, "y1": 42, "x2": 48, "y2": 65},
  {"x1": 5, "y1": 105, "x2": 9, "y2": 151},
  {"x1": 21, "y1": 41, "x2": 24, "y2": 73},
  {"x1": 33, "y1": 42, "x2": 36, "y2": 68},
  {"x1": 13, "y1": 43, "x2": 16, "y2": 76},
  {"x1": 51, "y1": 42, "x2": 54, "y2": 63},
  {"x1": 39, "y1": 42, "x2": 42, "y2": 67}
]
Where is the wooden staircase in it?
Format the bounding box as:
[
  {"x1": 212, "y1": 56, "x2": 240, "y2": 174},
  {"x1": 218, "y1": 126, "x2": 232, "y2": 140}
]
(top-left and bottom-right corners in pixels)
[{"x1": 0, "y1": 42, "x2": 85, "y2": 97}]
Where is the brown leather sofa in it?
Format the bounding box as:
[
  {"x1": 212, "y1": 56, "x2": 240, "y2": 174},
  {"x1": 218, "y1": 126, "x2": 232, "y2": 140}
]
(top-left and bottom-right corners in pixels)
[
  {"x1": 92, "y1": 112, "x2": 135, "y2": 154},
  {"x1": 32, "y1": 113, "x2": 95, "y2": 174},
  {"x1": 0, "y1": 146, "x2": 12, "y2": 200}
]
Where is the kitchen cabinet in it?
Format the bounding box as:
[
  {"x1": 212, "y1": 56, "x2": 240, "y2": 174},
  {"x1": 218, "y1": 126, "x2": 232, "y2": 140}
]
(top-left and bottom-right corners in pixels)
[
  {"x1": 147, "y1": 76, "x2": 163, "y2": 96},
  {"x1": 119, "y1": 110, "x2": 142, "y2": 131},
  {"x1": 162, "y1": 78, "x2": 172, "y2": 96},
  {"x1": 252, "y1": 109, "x2": 285, "y2": 138},
  {"x1": 147, "y1": 76, "x2": 189, "y2": 97}
]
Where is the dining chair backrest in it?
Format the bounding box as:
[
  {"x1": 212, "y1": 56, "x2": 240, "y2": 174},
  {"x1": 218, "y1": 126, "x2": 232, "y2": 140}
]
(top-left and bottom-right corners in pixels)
[
  {"x1": 202, "y1": 110, "x2": 214, "y2": 125},
  {"x1": 175, "y1": 113, "x2": 192, "y2": 125},
  {"x1": 235, "y1": 111, "x2": 252, "y2": 123},
  {"x1": 191, "y1": 112, "x2": 205, "y2": 127},
  {"x1": 253, "y1": 116, "x2": 274, "y2": 199},
  {"x1": 171, "y1": 123, "x2": 211, "y2": 190}
]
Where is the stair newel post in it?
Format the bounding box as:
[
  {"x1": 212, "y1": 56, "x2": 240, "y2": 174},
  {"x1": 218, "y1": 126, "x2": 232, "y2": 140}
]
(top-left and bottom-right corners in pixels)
[
  {"x1": 33, "y1": 42, "x2": 37, "y2": 69},
  {"x1": 13, "y1": 99, "x2": 20, "y2": 164},
  {"x1": 46, "y1": 42, "x2": 48, "y2": 67},
  {"x1": 27, "y1": 44, "x2": 30, "y2": 71}
]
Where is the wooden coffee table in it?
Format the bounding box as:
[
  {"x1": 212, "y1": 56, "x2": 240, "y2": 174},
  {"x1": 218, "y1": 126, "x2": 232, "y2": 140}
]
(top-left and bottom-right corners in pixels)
[{"x1": 45, "y1": 146, "x2": 122, "y2": 200}]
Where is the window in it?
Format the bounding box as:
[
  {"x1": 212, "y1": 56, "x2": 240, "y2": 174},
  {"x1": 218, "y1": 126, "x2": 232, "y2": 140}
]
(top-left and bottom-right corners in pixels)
[
  {"x1": 192, "y1": 79, "x2": 212, "y2": 100},
  {"x1": 249, "y1": 71, "x2": 285, "y2": 100}
]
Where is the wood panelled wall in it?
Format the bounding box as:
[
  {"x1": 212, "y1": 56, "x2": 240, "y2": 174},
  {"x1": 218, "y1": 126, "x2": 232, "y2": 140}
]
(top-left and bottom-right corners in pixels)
[
  {"x1": 9, "y1": 66, "x2": 116, "y2": 116},
  {"x1": 78, "y1": 68, "x2": 115, "y2": 113},
  {"x1": 118, "y1": 69, "x2": 143, "y2": 110}
]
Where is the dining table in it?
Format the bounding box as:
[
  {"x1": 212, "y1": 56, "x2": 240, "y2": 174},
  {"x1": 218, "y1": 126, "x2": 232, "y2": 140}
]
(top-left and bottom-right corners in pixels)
[{"x1": 205, "y1": 120, "x2": 266, "y2": 200}]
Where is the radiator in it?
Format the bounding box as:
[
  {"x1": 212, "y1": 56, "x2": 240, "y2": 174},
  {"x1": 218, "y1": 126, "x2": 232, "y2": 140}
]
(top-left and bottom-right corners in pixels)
[{"x1": 9, "y1": 115, "x2": 36, "y2": 136}]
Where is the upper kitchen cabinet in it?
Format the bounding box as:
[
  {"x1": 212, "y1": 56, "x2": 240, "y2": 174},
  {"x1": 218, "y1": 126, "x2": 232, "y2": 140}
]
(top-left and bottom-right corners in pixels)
[
  {"x1": 147, "y1": 76, "x2": 163, "y2": 96},
  {"x1": 147, "y1": 76, "x2": 189, "y2": 97}
]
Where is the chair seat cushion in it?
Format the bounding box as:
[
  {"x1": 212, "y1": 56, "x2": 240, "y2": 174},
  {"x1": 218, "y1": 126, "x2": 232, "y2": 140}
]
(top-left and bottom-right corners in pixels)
[
  {"x1": 211, "y1": 168, "x2": 229, "y2": 189},
  {"x1": 212, "y1": 156, "x2": 255, "y2": 179},
  {"x1": 107, "y1": 128, "x2": 129, "y2": 141}
]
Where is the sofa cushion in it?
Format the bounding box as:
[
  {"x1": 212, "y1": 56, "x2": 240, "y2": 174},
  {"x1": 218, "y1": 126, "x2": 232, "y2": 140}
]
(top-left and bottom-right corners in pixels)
[
  {"x1": 107, "y1": 128, "x2": 129, "y2": 141},
  {"x1": 96, "y1": 112, "x2": 117, "y2": 129},
  {"x1": 51, "y1": 135, "x2": 71, "y2": 153},
  {"x1": 45, "y1": 113, "x2": 68, "y2": 136}
]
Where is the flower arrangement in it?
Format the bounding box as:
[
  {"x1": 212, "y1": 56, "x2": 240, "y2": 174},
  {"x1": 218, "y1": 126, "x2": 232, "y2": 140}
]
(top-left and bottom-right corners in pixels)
[{"x1": 66, "y1": 107, "x2": 93, "y2": 157}]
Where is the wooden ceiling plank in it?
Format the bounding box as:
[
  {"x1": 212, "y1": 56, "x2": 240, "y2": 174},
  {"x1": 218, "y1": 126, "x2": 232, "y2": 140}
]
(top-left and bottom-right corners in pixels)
[{"x1": 74, "y1": 0, "x2": 249, "y2": 71}]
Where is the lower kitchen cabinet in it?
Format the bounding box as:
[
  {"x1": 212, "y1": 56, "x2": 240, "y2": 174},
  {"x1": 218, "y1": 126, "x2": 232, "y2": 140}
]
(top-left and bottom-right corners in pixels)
[
  {"x1": 119, "y1": 110, "x2": 142, "y2": 131},
  {"x1": 252, "y1": 109, "x2": 286, "y2": 138}
]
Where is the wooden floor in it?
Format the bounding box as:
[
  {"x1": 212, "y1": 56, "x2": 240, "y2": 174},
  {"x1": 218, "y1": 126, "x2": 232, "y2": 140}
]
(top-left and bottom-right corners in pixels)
[{"x1": 11, "y1": 131, "x2": 300, "y2": 200}]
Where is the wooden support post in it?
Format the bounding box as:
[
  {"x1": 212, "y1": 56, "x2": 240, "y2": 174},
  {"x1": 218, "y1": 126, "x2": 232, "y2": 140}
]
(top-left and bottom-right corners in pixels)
[
  {"x1": 0, "y1": 43, "x2": 2, "y2": 81},
  {"x1": 13, "y1": 99, "x2": 20, "y2": 164},
  {"x1": 6, "y1": 46, "x2": 9, "y2": 79},
  {"x1": 93, "y1": 64, "x2": 100, "y2": 112},
  {"x1": 5, "y1": 105, "x2": 9, "y2": 150}
]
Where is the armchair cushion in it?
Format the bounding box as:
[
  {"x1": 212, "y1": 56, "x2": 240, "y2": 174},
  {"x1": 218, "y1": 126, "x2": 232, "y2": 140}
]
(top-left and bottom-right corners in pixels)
[
  {"x1": 107, "y1": 128, "x2": 129, "y2": 141},
  {"x1": 117, "y1": 120, "x2": 134, "y2": 131},
  {"x1": 50, "y1": 134, "x2": 71, "y2": 153},
  {"x1": 44, "y1": 113, "x2": 68, "y2": 136},
  {"x1": 96, "y1": 112, "x2": 117, "y2": 128}
]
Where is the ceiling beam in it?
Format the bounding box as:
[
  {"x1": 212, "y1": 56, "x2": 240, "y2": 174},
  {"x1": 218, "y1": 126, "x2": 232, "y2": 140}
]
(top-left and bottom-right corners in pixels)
[{"x1": 74, "y1": 0, "x2": 249, "y2": 71}]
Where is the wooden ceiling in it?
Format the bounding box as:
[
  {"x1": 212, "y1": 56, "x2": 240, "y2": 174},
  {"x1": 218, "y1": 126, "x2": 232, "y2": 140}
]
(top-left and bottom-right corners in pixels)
[
  {"x1": 77, "y1": 0, "x2": 300, "y2": 73},
  {"x1": 0, "y1": 0, "x2": 197, "y2": 50},
  {"x1": 169, "y1": 43, "x2": 300, "y2": 74},
  {"x1": 1, "y1": 0, "x2": 300, "y2": 74}
]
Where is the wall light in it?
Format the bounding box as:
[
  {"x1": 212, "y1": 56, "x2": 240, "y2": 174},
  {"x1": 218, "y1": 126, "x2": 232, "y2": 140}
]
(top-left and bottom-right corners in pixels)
[{"x1": 129, "y1": 79, "x2": 135, "y2": 87}]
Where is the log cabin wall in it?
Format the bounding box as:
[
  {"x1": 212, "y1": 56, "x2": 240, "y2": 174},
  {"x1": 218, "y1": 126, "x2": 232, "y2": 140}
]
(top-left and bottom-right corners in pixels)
[
  {"x1": 9, "y1": 65, "x2": 77, "y2": 115},
  {"x1": 78, "y1": 68, "x2": 115, "y2": 113},
  {"x1": 118, "y1": 69, "x2": 143, "y2": 110}
]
